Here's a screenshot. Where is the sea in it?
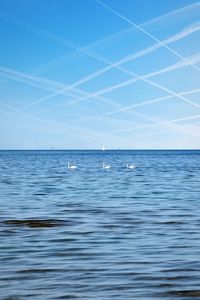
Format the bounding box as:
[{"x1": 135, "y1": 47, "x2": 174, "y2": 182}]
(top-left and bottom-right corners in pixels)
[{"x1": 0, "y1": 150, "x2": 200, "y2": 300}]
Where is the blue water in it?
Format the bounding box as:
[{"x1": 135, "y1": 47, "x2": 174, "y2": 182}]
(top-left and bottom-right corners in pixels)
[{"x1": 0, "y1": 150, "x2": 200, "y2": 300}]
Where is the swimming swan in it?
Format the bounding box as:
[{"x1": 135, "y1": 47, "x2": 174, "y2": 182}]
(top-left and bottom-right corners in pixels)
[
  {"x1": 68, "y1": 162, "x2": 77, "y2": 169},
  {"x1": 103, "y1": 163, "x2": 111, "y2": 169},
  {"x1": 127, "y1": 163, "x2": 135, "y2": 169}
]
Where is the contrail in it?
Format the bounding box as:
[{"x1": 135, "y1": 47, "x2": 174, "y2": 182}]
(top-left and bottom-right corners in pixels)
[
  {"x1": 64, "y1": 88, "x2": 200, "y2": 139},
  {"x1": 1, "y1": 5, "x2": 199, "y2": 144},
  {"x1": 75, "y1": 52, "x2": 200, "y2": 103},
  {"x1": 1, "y1": 67, "x2": 198, "y2": 139},
  {"x1": 0, "y1": 66, "x2": 74, "y2": 94},
  {"x1": 103, "y1": 114, "x2": 200, "y2": 135},
  {"x1": 96, "y1": 0, "x2": 200, "y2": 73},
  {"x1": 151, "y1": 127, "x2": 200, "y2": 149},
  {"x1": 0, "y1": 66, "x2": 120, "y2": 111},
  {"x1": 1, "y1": 60, "x2": 199, "y2": 140},
  {"x1": 26, "y1": 22, "x2": 200, "y2": 109},
  {"x1": 1, "y1": 81, "x2": 199, "y2": 141},
  {"x1": 2, "y1": 2, "x2": 198, "y2": 85},
  {"x1": 39, "y1": 52, "x2": 200, "y2": 113},
  {"x1": 66, "y1": 89, "x2": 200, "y2": 124},
  {"x1": 63, "y1": 21, "x2": 200, "y2": 92},
  {"x1": 1, "y1": 8, "x2": 200, "y2": 110},
  {"x1": 0, "y1": 101, "x2": 102, "y2": 143}
]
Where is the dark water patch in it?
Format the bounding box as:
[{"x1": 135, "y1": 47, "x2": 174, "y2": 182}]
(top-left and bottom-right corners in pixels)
[
  {"x1": 164, "y1": 275, "x2": 192, "y2": 281},
  {"x1": 48, "y1": 238, "x2": 77, "y2": 243},
  {"x1": 160, "y1": 268, "x2": 198, "y2": 273},
  {"x1": 165, "y1": 290, "x2": 200, "y2": 297},
  {"x1": 32, "y1": 193, "x2": 47, "y2": 196},
  {"x1": 154, "y1": 282, "x2": 174, "y2": 288},
  {"x1": 3, "y1": 296, "x2": 22, "y2": 300},
  {"x1": 1, "y1": 179, "x2": 14, "y2": 185},
  {"x1": 16, "y1": 268, "x2": 61, "y2": 274},
  {"x1": 0, "y1": 229, "x2": 18, "y2": 235},
  {"x1": 1, "y1": 274, "x2": 40, "y2": 281},
  {"x1": 155, "y1": 220, "x2": 185, "y2": 225},
  {"x1": 2, "y1": 219, "x2": 66, "y2": 228},
  {"x1": 55, "y1": 295, "x2": 79, "y2": 299}
]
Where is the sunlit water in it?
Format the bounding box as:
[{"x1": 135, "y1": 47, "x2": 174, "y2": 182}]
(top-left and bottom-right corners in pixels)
[{"x1": 0, "y1": 150, "x2": 200, "y2": 300}]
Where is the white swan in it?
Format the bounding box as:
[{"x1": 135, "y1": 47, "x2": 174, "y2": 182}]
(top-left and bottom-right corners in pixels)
[
  {"x1": 127, "y1": 163, "x2": 135, "y2": 169},
  {"x1": 103, "y1": 162, "x2": 111, "y2": 169},
  {"x1": 68, "y1": 162, "x2": 77, "y2": 169}
]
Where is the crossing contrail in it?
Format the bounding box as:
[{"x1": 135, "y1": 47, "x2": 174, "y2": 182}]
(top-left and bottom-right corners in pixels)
[
  {"x1": 96, "y1": 0, "x2": 200, "y2": 73},
  {"x1": 2, "y1": 2, "x2": 198, "y2": 86},
  {"x1": 66, "y1": 89, "x2": 200, "y2": 124},
  {"x1": 0, "y1": 101, "x2": 102, "y2": 143},
  {"x1": 1, "y1": 3, "x2": 200, "y2": 146},
  {"x1": 39, "y1": 52, "x2": 200, "y2": 113},
  {"x1": 1, "y1": 66, "x2": 199, "y2": 139},
  {"x1": 3, "y1": 58, "x2": 198, "y2": 140},
  {"x1": 1, "y1": 8, "x2": 200, "y2": 110},
  {"x1": 0, "y1": 66, "x2": 121, "y2": 111},
  {"x1": 103, "y1": 114, "x2": 200, "y2": 135},
  {"x1": 24, "y1": 22, "x2": 200, "y2": 109}
]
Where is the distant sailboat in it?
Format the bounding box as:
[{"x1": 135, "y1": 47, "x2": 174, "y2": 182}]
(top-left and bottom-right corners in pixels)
[{"x1": 102, "y1": 145, "x2": 105, "y2": 151}]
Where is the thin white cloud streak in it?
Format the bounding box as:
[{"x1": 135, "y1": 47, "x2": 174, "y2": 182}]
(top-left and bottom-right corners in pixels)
[
  {"x1": 89, "y1": 1, "x2": 200, "y2": 50},
  {"x1": 152, "y1": 129, "x2": 200, "y2": 149},
  {"x1": 0, "y1": 102, "x2": 104, "y2": 144},
  {"x1": 22, "y1": 79, "x2": 119, "y2": 110},
  {"x1": 2, "y1": 2, "x2": 197, "y2": 86},
  {"x1": 0, "y1": 103, "x2": 134, "y2": 147},
  {"x1": 2, "y1": 50, "x2": 200, "y2": 112},
  {"x1": 96, "y1": 0, "x2": 200, "y2": 73},
  {"x1": 49, "y1": 88, "x2": 200, "y2": 139},
  {"x1": 1, "y1": 78, "x2": 198, "y2": 142},
  {"x1": 26, "y1": 21, "x2": 200, "y2": 110},
  {"x1": 1, "y1": 60, "x2": 199, "y2": 140},
  {"x1": 0, "y1": 12, "x2": 117, "y2": 69},
  {"x1": 187, "y1": 121, "x2": 200, "y2": 127},
  {"x1": 0, "y1": 66, "x2": 120, "y2": 111},
  {"x1": 79, "y1": 52, "x2": 200, "y2": 103},
  {"x1": 42, "y1": 52, "x2": 200, "y2": 113},
  {"x1": 1, "y1": 57, "x2": 199, "y2": 148},
  {"x1": 65, "y1": 21, "x2": 200, "y2": 92},
  {"x1": 1, "y1": 80, "x2": 199, "y2": 144},
  {"x1": 103, "y1": 114, "x2": 200, "y2": 135},
  {"x1": 1, "y1": 7, "x2": 200, "y2": 110},
  {"x1": 1, "y1": 5, "x2": 199, "y2": 147},
  {"x1": 67, "y1": 88, "x2": 200, "y2": 124},
  {"x1": 0, "y1": 66, "x2": 76, "y2": 94},
  {"x1": 2, "y1": 62, "x2": 199, "y2": 139},
  {"x1": 1, "y1": 1, "x2": 199, "y2": 70},
  {"x1": 1, "y1": 7, "x2": 199, "y2": 120}
]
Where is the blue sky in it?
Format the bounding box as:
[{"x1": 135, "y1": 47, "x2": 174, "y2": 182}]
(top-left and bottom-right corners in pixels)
[{"x1": 0, "y1": 0, "x2": 200, "y2": 149}]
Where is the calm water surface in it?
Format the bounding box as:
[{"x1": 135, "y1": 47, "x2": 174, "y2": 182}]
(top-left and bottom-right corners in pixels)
[{"x1": 0, "y1": 150, "x2": 200, "y2": 299}]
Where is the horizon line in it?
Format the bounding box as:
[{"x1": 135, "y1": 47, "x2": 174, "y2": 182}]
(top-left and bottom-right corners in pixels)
[{"x1": 0, "y1": 149, "x2": 199, "y2": 151}]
